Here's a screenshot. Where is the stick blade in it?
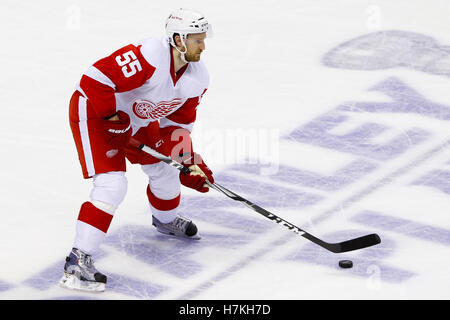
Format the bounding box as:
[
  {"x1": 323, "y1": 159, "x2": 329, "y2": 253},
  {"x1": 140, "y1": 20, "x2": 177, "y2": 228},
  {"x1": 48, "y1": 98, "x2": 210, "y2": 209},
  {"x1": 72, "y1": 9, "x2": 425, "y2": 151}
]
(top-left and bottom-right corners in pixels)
[{"x1": 337, "y1": 233, "x2": 381, "y2": 253}]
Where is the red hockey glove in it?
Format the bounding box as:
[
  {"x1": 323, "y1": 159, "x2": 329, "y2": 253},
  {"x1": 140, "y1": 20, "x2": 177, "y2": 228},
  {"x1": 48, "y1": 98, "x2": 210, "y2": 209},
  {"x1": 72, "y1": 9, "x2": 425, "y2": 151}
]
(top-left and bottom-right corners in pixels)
[
  {"x1": 103, "y1": 111, "x2": 132, "y2": 149},
  {"x1": 125, "y1": 137, "x2": 162, "y2": 165},
  {"x1": 178, "y1": 152, "x2": 214, "y2": 193}
]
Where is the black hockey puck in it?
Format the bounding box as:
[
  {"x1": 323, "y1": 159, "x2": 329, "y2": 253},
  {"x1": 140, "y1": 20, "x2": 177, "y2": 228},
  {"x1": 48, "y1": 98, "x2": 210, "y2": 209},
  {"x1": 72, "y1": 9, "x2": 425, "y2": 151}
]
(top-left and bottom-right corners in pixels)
[{"x1": 339, "y1": 260, "x2": 353, "y2": 268}]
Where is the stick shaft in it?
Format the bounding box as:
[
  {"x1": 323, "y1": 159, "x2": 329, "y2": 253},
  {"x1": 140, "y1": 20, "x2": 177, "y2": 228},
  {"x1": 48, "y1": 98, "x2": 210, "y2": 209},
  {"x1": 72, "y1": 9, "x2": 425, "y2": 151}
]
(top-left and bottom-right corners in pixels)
[{"x1": 134, "y1": 139, "x2": 381, "y2": 253}]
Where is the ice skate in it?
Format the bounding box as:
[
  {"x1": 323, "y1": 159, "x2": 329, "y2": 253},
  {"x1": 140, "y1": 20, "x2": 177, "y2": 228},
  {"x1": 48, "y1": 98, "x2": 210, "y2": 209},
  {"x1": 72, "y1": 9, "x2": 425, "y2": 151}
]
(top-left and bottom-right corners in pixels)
[
  {"x1": 58, "y1": 248, "x2": 107, "y2": 292},
  {"x1": 152, "y1": 215, "x2": 200, "y2": 239}
]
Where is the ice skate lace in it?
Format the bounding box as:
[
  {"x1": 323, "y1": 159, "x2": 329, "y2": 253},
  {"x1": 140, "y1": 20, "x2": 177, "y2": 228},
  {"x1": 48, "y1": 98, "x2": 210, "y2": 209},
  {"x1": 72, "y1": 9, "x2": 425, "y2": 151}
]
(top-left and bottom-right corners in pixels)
[
  {"x1": 79, "y1": 253, "x2": 94, "y2": 270},
  {"x1": 171, "y1": 217, "x2": 187, "y2": 231}
]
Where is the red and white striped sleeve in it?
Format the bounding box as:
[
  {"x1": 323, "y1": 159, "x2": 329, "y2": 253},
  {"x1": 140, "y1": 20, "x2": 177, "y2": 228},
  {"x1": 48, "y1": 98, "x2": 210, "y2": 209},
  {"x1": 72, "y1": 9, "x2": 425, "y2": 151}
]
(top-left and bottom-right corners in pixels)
[
  {"x1": 159, "y1": 89, "x2": 208, "y2": 132},
  {"x1": 78, "y1": 44, "x2": 156, "y2": 119}
]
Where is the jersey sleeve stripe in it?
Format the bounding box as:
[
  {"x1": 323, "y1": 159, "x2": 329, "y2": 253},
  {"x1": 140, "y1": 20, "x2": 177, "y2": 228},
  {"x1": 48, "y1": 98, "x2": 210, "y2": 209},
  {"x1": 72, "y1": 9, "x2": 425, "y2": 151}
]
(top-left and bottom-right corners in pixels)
[
  {"x1": 84, "y1": 66, "x2": 117, "y2": 89},
  {"x1": 159, "y1": 118, "x2": 194, "y2": 132},
  {"x1": 79, "y1": 75, "x2": 117, "y2": 118},
  {"x1": 75, "y1": 81, "x2": 87, "y2": 98}
]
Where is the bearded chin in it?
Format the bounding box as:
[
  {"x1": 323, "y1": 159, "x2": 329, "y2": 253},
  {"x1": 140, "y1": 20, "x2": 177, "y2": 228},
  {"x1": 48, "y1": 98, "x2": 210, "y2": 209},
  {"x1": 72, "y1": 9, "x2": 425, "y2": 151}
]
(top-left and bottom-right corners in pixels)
[{"x1": 184, "y1": 52, "x2": 201, "y2": 62}]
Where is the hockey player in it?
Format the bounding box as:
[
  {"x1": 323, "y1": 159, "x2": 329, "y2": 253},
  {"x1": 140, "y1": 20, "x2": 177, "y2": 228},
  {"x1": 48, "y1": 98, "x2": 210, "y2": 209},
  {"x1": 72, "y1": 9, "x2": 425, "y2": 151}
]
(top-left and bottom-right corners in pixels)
[{"x1": 59, "y1": 8, "x2": 214, "y2": 292}]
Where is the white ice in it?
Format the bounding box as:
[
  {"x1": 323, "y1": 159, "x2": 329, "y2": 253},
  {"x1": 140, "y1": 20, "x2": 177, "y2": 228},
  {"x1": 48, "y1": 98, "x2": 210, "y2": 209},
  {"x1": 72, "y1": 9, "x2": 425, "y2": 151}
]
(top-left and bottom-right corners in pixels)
[{"x1": 0, "y1": 0, "x2": 449, "y2": 299}]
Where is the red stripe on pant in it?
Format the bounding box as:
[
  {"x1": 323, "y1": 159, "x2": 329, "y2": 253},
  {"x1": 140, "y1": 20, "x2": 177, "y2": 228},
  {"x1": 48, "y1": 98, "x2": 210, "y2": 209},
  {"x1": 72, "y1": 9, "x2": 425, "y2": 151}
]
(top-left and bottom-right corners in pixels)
[
  {"x1": 146, "y1": 185, "x2": 180, "y2": 211},
  {"x1": 77, "y1": 202, "x2": 113, "y2": 233}
]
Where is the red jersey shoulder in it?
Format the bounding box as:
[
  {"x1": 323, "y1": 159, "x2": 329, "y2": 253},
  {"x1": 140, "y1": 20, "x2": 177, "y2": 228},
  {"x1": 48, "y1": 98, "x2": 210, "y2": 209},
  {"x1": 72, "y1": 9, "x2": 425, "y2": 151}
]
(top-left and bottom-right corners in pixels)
[{"x1": 93, "y1": 44, "x2": 156, "y2": 92}]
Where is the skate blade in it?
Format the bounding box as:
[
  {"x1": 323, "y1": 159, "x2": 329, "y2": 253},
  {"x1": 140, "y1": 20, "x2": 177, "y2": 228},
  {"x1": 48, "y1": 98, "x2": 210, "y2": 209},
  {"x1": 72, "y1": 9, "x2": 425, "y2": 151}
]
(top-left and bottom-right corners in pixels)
[
  {"x1": 156, "y1": 228, "x2": 201, "y2": 240},
  {"x1": 59, "y1": 273, "x2": 105, "y2": 293}
]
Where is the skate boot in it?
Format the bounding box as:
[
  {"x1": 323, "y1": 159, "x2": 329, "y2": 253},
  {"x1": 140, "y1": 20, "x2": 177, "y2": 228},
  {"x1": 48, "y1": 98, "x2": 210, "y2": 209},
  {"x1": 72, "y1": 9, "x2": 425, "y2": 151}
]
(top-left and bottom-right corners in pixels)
[
  {"x1": 152, "y1": 215, "x2": 200, "y2": 239},
  {"x1": 58, "y1": 248, "x2": 107, "y2": 292}
]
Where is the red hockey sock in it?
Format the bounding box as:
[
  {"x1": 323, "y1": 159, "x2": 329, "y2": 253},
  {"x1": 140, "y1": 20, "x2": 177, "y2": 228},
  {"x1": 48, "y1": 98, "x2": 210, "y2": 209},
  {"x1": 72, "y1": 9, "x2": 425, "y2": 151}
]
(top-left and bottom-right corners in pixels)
[
  {"x1": 77, "y1": 201, "x2": 114, "y2": 233},
  {"x1": 146, "y1": 185, "x2": 180, "y2": 211}
]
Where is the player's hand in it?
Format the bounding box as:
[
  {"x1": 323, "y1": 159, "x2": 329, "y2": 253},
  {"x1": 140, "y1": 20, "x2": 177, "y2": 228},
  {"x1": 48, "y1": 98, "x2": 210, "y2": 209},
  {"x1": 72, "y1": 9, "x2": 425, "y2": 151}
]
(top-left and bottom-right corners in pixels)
[
  {"x1": 103, "y1": 111, "x2": 132, "y2": 148},
  {"x1": 178, "y1": 153, "x2": 214, "y2": 193},
  {"x1": 124, "y1": 137, "x2": 162, "y2": 164}
]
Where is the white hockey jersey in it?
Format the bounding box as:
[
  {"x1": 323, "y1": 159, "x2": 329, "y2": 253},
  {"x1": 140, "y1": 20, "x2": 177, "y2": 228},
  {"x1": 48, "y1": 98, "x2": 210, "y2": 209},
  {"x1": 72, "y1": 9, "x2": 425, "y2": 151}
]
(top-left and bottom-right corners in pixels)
[{"x1": 76, "y1": 37, "x2": 209, "y2": 134}]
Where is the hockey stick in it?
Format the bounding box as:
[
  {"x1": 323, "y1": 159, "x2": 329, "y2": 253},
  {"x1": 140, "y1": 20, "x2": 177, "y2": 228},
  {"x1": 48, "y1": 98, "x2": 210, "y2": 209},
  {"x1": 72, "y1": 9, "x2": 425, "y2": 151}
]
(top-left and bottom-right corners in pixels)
[{"x1": 130, "y1": 139, "x2": 381, "y2": 253}]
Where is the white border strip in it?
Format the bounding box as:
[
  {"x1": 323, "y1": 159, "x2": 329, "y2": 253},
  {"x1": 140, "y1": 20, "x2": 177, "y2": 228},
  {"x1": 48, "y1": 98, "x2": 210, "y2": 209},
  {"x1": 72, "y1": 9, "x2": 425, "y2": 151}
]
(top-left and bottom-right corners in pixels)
[{"x1": 78, "y1": 95, "x2": 95, "y2": 177}]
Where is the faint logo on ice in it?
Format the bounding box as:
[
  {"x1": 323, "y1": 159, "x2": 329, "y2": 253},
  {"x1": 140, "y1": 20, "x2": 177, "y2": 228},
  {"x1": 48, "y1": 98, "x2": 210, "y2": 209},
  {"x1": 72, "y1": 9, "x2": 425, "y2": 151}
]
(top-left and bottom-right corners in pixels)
[
  {"x1": 66, "y1": 5, "x2": 81, "y2": 30},
  {"x1": 323, "y1": 30, "x2": 450, "y2": 77},
  {"x1": 366, "y1": 264, "x2": 382, "y2": 290},
  {"x1": 365, "y1": 5, "x2": 382, "y2": 30}
]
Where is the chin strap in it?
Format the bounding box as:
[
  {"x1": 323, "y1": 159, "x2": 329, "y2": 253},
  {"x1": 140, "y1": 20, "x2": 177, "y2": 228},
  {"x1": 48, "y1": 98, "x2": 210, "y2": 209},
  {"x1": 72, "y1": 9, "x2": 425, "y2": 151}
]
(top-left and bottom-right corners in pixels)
[{"x1": 173, "y1": 37, "x2": 188, "y2": 63}]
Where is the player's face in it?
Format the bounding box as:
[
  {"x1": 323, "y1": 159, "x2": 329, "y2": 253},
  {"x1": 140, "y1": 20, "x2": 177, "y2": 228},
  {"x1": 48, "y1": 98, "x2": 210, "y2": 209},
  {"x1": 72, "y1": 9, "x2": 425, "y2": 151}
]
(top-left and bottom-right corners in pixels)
[{"x1": 184, "y1": 33, "x2": 207, "y2": 62}]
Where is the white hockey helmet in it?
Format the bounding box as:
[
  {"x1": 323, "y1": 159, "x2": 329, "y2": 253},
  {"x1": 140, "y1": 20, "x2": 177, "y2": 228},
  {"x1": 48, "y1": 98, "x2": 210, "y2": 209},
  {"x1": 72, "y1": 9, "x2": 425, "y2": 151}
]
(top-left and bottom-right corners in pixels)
[{"x1": 165, "y1": 8, "x2": 212, "y2": 49}]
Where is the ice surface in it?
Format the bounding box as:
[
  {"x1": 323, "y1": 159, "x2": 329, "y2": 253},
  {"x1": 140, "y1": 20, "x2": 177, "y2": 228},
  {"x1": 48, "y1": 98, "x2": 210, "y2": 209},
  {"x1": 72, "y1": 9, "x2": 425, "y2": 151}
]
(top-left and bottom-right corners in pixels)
[{"x1": 1, "y1": 0, "x2": 449, "y2": 299}]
